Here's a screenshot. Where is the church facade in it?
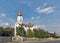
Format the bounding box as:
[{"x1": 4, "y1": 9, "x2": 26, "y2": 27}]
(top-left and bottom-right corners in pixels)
[{"x1": 14, "y1": 9, "x2": 39, "y2": 36}]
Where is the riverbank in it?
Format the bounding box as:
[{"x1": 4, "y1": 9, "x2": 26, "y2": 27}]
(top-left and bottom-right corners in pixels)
[
  {"x1": 12, "y1": 36, "x2": 60, "y2": 42},
  {"x1": 23, "y1": 40, "x2": 60, "y2": 43},
  {"x1": 24, "y1": 38, "x2": 60, "y2": 42}
]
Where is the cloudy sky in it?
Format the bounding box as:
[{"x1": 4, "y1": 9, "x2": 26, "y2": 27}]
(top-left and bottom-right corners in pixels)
[{"x1": 0, "y1": 0, "x2": 60, "y2": 34}]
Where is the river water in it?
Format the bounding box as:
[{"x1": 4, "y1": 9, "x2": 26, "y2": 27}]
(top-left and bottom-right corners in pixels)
[{"x1": 23, "y1": 40, "x2": 60, "y2": 43}]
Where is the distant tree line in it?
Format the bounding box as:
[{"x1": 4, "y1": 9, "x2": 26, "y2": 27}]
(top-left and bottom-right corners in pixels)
[
  {"x1": 0, "y1": 27, "x2": 59, "y2": 38},
  {"x1": 16, "y1": 27, "x2": 59, "y2": 38},
  {"x1": 0, "y1": 27, "x2": 14, "y2": 36}
]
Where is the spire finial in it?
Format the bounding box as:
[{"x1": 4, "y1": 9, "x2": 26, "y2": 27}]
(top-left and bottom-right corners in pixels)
[{"x1": 18, "y1": 8, "x2": 22, "y2": 16}]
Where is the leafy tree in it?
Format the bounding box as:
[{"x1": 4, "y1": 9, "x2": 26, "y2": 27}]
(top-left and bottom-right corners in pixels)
[
  {"x1": 43, "y1": 31, "x2": 49, "y2": 38},
  {"x1": 27, "y1": 29, "x2": 33, "y2": 38},
  {"x1": 38, "y1": 28, "x2": 49, "y2": 38},
  {"x1": 33, "y1": 28, "x2": 49, "y2": 38},
  {"x1": 33, "y1": 29, "x2": 39, "y2": 38},
  {"x1": 38, "y1": 29, "x2": 44, "y2": 38},
  {"x1": 16, "y1": 27, "x2": 26, "y2": 37},
  {"x1": 0, "y1": 27, "x2": 13, "y2": 36},
  {"x1": 0, "y1": 27, "x2": 3, "y2": 36}
]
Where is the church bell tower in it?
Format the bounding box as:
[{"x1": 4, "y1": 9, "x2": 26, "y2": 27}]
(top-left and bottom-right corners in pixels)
[
  {"x1": 17, "y1": 9, "x2": 23, "y2": 25},
  {"x1": 14, "y1": 9, "x2": 23, "y2": 36}
]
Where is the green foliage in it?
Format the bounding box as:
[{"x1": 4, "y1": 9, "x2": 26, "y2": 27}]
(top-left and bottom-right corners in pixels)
[
  {"x1": 33, "y1": 29, "x2": 39, "y2": 38},
  {"x1": 33, "y1": 28, "x2": 49, "y2": 38},
  {"x1": 16, "y1": 27, "x2": 26, "y2": 37},
  {"x1": 0, "y1": 27, "x2": 58, "y2": 38},
  {"x1": 27, "y1": 29, "x2": 33, "y2": 38},
  {"x1": 0, "y1": 27, "x2": 14, "y2": 36}
]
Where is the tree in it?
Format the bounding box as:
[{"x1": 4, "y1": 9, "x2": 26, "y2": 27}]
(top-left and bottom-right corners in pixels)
[
  {"x1": 0, "y1": 27, "x2": 3, "y2": 36},
  {"x1": 0, "y1": 27, "x2": 13, "y2": 36},
  {"x1": 43, "y1": 31, "x2": 49, "y2": 38},
  {"x1": 27, "y1": 29, "x2": 33, "y2": 38},
  {"x1": 38, "y1": 28, "x2": 49, "y2": 38},
  {"x1": 33, "y1": 28, "x2": 49, "y2": 38},
  {"x1": 16, "y1": 27, "x2": 26, "y2": 37},
  {"x1": 38, "y1": 29, "x2": 43, "y2": 38},
  {"x1": 33, "y1": 29, "x2": 39, "y2": 38}
]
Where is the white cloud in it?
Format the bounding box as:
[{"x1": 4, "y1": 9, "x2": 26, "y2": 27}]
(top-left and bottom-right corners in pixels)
[
  {"x1": 0, "y1": 23, "x2": 9, "y2": 28},
  {"x1": 36, "y1": 6, "x2": 55, "y2": 14},
  {"x1": 31, "y1": 17, "x2": 35, "y2": 19},
  {"x1": 36, "y1": 6, "x2": 40, "y2": 11},
  {"x1": 38, "y1": 25, "x2": 46, "y2": 28},
  {"x1": 39, "y1": 24, "x2": 60, "y2": 34},
  {"x1": 0, "y1": 23, "x2": 9, "y2": 27},
  {"x1": 0, "y1": 13, "x2": 6, "y2": 17},
  {"x1": 0, "y1": 17, "x2": 15, "y2": 27},
  {"x1": 31, "y1": 16, "x2": 40, "y2": 20},
  {"x1": 1, "y1": 23, "x2": 9, "y2": 26},
  {"x1": 5, "y1": 23, "x2": 9, "y2": 26}
]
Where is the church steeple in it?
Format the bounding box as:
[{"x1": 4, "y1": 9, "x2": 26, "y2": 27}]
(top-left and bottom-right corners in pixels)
[
  {"x1": 18, "y1": 9, "x2": 22, "y2": 16},
  {"x1": 17, "y1": 9, "x2": 23, "y2": 25}
]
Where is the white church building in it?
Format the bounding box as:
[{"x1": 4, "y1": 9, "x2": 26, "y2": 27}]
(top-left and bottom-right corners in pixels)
[{"x1": 14, "y1": 9, "x2": 39, "y2": 36}]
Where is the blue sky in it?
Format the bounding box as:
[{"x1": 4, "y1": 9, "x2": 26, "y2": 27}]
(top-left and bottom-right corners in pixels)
[{"x1": 0, "y1": 0, "x2": 60, "y2": 34}]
